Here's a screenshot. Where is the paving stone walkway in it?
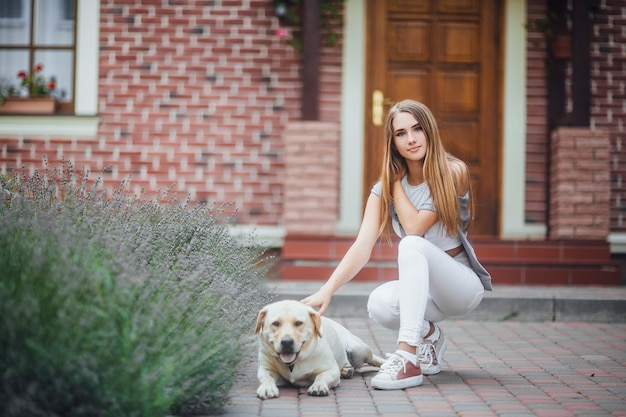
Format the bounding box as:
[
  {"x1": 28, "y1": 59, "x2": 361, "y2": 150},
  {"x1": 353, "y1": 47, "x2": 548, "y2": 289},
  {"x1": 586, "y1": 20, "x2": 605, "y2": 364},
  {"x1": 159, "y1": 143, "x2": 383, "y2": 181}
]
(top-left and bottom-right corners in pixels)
[{"x1": 216, "y1": 318, "x2": 626, "y2": 417}]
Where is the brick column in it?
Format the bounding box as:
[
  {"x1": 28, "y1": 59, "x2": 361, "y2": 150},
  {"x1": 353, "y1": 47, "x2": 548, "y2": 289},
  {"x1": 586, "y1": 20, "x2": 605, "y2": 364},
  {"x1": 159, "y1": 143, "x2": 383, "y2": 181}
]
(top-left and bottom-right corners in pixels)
[
  {"x1": 549, "y1": 127, "x2": 610, "y2": 240},
  {"x1": 284, "y1": 121, "x2": 340, "y2": 234}
]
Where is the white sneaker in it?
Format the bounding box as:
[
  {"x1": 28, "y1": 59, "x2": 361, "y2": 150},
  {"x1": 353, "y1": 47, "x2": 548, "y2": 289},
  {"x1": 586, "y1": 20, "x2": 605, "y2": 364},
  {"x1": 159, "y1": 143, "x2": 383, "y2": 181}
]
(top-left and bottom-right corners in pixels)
[
  {"x1": 418, "y1": 325, "x2": 447, "y2": 375},
  {"x1": 370, "y1": 352, "x2": 423, "y2": 390}
]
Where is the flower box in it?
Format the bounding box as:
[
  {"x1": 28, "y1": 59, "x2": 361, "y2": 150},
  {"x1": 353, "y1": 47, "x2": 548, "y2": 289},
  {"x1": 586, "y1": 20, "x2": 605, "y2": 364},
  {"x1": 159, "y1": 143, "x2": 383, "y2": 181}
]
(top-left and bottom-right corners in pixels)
[{"x1": 0, "y1": 97, "x2": 57, "y2": 115}]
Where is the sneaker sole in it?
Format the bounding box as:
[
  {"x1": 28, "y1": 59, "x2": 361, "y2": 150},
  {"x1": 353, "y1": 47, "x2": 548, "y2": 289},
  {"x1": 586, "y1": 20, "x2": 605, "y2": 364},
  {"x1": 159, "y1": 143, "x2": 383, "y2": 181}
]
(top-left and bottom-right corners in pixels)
[
  {"x1": 371, "y1": 374, "x2": 423, "y2": 390},
  {"x1": 421, "y1": 336, "x2": 447, "y2": 375}
]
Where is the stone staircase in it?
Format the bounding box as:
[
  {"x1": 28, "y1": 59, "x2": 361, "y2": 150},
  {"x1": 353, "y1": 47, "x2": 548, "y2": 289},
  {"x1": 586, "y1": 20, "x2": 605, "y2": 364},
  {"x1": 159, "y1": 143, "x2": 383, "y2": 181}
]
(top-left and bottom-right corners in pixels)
[{"x1": 280, "y1": 234, "x2": 622, "y2": 286}]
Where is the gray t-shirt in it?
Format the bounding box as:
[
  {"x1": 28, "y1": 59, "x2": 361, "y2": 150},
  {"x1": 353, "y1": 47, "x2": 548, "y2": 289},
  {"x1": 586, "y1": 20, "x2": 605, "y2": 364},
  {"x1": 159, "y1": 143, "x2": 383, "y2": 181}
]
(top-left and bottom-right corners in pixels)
[
  {"x1": 371, "y1": 176, "x2": 461, "y2": 251},
  {"x1": 370, "y1": 176, "x2": 493, "y2": 291}
]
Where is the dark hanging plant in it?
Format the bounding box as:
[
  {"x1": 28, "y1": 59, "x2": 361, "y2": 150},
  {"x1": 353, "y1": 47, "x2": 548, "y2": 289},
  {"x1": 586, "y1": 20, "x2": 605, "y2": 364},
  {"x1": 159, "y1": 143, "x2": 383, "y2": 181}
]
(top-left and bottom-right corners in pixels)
[{"x1": 273, "y1": 0, "x2": 344, "y2": 50}]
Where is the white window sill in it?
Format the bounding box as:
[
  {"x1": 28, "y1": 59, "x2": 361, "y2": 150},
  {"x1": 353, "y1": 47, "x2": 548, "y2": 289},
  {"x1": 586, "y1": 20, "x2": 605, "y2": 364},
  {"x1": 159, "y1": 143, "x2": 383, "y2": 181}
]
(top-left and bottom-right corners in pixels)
[{"x1": 0, "y1": 115, "x2": 99, "y2": 136}]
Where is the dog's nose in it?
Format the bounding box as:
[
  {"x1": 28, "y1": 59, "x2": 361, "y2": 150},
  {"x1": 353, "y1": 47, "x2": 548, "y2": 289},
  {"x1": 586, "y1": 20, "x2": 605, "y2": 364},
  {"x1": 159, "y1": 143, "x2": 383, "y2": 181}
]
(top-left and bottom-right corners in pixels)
[{"x1": 280, "y1": 337, "x2": 295, "y2": 351}]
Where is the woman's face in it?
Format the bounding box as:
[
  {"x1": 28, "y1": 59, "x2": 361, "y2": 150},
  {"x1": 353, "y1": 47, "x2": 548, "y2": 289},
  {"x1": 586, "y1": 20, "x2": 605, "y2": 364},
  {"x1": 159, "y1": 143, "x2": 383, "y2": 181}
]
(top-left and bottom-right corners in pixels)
[{"x1": 392, "y1": 111, "x2": 428, "y2": 163}]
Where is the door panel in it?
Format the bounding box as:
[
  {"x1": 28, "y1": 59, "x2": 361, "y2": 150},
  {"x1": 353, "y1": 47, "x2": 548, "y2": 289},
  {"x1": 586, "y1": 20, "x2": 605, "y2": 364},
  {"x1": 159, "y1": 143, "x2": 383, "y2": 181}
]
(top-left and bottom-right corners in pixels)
[
  {"x1": 388, "y1": 72, "x2": 430, "y2": 104},
  {"x1": 388, "y1": 23, "x2": 431, "y2": 62},
  {"x1": 438, "y1": 23, "x2": 480, "y2": 63},
  {"x1": 389, "y1": 0, "x2": 430, "y2": 13},
  {"x1": 437, "y1": 72, "x2": 479, "y2": 112},
  {"x1": 437, "y1": 0, "x2": 479, "y2": 14},
  {"x1": 365, "y1": 0, "x2": 501, "y2": 235},
  {"x1": 439, "y1": 122, "x2": 480, "y2": 163}
]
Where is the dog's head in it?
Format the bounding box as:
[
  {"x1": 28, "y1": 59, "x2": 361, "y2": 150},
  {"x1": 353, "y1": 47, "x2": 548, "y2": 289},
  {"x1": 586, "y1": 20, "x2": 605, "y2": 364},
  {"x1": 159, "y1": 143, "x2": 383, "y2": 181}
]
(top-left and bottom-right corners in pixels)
[{"x1": 254, "y1": 300, "x2": 322, "y2": 366}]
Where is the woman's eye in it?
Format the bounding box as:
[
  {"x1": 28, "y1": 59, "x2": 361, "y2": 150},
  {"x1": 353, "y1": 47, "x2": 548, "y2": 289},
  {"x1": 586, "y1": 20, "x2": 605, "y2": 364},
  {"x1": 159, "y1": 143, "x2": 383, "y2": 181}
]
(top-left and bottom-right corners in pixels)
[{"x1": 414, "y1": 126, "x2": 422, "y2": 132}]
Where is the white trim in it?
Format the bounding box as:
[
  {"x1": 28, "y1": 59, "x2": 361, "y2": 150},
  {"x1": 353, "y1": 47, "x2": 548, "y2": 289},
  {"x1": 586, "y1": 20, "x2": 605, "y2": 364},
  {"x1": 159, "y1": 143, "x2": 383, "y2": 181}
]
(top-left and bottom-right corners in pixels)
[
  {"x1": 609, "y1": 233, "x2": 626, "y2": 254},
  {"x1": 0, "y1": 115, "x2": 98, "y2": 135},
  {"x1": 74, "y1": 0, "x2": 99, "y2": 116},
  {"x1": 500, "y1": 0, "x2": 545, "y2": 238},
  {"x1": 0, "y1": 0, "x2": 100, "y2": 136},
  {"x1": 228, "y1": 225, "x2": 286, "y2": 248},
  {"x1": 336, "y1": 0, "x2": 365, "y2": 234}
]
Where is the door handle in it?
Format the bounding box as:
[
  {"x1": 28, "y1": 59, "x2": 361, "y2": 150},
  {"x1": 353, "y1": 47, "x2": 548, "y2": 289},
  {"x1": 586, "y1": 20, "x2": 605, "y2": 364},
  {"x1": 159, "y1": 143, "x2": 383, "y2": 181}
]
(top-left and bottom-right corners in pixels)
[
  {"x1": 372, "y1": 90, "x2": 384, "y2": 126},
  {"x1": 372, "y1": 90, "x2": 394, "y2": 126}
]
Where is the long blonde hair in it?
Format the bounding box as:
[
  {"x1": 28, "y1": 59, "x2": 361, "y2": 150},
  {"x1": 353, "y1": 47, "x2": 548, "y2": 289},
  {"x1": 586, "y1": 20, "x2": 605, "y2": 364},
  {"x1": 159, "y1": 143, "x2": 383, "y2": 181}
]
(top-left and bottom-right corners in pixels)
[{"x1": 377, "y1": 99, "x2": 473, "y2": 238}]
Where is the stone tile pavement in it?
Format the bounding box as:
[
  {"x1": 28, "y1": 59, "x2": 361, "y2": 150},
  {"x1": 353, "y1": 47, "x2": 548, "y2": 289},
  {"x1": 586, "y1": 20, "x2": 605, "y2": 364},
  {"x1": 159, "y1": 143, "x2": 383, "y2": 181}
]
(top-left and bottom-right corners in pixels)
[{"x1": 217, "y1": 315, "x2": 626, "y2": 416}]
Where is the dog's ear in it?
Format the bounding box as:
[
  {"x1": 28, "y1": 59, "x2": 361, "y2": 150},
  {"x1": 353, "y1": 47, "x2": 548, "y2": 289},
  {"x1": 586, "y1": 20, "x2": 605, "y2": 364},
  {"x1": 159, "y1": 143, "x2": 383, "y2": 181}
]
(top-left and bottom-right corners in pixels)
[
  {"x1": 254, "y1": 308, "x2": 267, "y2": 334},
  {"x1": 309, "y1": 309, "x2": 323, "y2": 338}
]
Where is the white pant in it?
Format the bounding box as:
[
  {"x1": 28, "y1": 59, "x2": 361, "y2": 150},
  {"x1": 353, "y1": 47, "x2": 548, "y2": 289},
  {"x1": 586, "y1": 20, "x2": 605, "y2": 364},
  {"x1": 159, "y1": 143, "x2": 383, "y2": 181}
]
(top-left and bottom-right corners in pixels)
[{"x1": 367, "y1": 235, "x2": 485, "y2": 347}]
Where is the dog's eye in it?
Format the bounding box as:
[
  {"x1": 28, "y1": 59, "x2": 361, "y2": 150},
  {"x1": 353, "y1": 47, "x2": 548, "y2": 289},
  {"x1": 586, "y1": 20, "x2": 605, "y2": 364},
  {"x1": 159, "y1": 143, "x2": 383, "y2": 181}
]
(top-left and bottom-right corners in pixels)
[
  {"x1": 271, "y1": 321, "x2": 280, "y2": 327},
  {"x1": 294, "y1": 321, "x2": 303, "y2": 327}
]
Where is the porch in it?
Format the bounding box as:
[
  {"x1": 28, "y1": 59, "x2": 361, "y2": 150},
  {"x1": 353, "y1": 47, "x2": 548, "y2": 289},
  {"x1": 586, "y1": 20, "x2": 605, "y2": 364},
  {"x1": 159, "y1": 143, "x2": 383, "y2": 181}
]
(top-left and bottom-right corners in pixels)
[{"x1": 278, "y1": 122, "x2": 621, "y2": 287}]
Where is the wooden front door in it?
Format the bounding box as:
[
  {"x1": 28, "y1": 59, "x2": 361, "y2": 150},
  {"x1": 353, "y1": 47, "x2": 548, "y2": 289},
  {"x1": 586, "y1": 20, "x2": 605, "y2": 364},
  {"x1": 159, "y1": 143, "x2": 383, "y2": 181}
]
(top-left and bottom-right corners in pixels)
[{"x1": 364, "y1": 0, "x2": 501, "y2": 236}]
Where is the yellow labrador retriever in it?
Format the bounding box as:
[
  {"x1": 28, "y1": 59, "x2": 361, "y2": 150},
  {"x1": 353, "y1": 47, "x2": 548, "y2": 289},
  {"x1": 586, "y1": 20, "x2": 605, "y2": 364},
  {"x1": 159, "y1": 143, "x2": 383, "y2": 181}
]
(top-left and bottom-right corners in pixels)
[{"x1": 255, "y1": 299, "x2": 385, "y2": 399}]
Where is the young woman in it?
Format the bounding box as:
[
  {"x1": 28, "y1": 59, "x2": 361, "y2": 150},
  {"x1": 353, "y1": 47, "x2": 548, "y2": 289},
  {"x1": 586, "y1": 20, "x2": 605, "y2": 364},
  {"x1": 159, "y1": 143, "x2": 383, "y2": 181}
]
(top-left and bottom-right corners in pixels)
[{"x1": 301, "y1": 99, "x2": 492, "y2": 390}]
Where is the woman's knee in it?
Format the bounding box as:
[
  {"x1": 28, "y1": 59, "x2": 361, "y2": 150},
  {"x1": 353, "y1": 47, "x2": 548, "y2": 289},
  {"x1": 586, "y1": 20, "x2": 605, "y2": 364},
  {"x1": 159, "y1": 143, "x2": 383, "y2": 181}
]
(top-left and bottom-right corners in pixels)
[
  {"x1": 398, "y1": 235, "x2": 427, "y2": 251},
  {"x1": 397, "y1": 235, "x2": 428, "y2": 264},
  {"x1": 367, "y1": 282, "x2": 400, "y2": 329}
]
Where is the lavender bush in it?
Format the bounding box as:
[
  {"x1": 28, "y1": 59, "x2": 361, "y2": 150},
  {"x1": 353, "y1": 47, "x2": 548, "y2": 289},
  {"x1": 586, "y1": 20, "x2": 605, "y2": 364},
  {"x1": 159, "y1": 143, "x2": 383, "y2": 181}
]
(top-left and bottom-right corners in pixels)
[{"x1": 0, "y1": 163, "x2": 274, "y2": 416}]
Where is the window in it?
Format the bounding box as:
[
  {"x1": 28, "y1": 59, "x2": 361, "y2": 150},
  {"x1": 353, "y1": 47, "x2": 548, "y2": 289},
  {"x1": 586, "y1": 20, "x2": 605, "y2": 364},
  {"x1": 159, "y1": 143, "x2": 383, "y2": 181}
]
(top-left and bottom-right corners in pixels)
[
  {"x1": 0, "y1": 0, "x2": 76, "y2": 113},
  {"x1": 63, "y1": 0, "x2": 74, "y2": 21},
  {"x1": 0, "y1": 1, "x2": 22, "y2": 18}
]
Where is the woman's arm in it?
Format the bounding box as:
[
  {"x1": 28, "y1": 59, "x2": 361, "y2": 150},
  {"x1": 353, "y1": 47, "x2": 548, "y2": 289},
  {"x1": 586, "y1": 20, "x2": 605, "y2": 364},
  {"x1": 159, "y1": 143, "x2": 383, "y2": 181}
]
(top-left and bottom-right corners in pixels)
[
  {"x1": 392, "y1": 180, "x2": 438, "y2": 236},
  {"x1": 301, "y1": 192, "x2": 383, "y2": 314}
]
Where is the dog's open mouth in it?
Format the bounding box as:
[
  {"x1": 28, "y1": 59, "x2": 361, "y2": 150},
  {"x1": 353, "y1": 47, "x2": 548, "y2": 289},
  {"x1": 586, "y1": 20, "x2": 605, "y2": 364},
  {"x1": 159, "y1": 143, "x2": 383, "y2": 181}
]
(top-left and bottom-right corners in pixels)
[{"x1": 279, "y1": 352, "x2": 298, "y2": 365}]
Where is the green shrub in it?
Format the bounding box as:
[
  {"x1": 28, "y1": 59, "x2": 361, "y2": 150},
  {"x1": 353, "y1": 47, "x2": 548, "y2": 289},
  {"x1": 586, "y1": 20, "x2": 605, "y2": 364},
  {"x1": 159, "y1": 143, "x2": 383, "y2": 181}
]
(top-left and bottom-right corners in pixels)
[{"x1": 0, "y1": 163, "x2": 274, "y2": 416}]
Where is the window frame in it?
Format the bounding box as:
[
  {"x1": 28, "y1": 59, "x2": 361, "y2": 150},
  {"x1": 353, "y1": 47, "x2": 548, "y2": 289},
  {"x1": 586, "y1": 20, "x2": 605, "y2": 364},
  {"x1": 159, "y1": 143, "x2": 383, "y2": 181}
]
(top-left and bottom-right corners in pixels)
[
  {"x1": 0, "y1": 0, "x2": 77, "y2": 113},
  {"x1": 0, "y1": 0, "x2": 99, "y2": 136}
]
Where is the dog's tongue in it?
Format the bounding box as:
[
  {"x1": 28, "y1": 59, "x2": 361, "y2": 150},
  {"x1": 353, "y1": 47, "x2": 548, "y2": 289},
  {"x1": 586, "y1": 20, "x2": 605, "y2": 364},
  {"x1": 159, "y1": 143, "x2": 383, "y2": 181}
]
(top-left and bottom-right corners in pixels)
[{"x1": 279, "y1": 353, "x2": 297, "y2": 364}]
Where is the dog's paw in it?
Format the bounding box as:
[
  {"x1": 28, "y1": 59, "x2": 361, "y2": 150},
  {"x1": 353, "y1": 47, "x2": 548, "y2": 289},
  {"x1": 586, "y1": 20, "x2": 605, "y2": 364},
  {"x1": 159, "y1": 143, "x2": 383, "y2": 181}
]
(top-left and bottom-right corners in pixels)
[
  {"x1": 257, "y1": 383, "x2": 280, "y2": 400},
  {"x1": 340, "y1": 363, "x2": 354, "y2": 378},
  {"x1": 307, "y1": 382, "x2": 330, "y2": 396}
]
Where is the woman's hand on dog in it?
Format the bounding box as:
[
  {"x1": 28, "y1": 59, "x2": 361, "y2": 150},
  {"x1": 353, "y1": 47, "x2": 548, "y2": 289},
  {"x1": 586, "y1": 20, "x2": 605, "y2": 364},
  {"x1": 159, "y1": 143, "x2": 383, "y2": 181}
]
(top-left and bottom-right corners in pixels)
[{"x1": 301, "y1": 287, "x2": 333, "y2": 315}]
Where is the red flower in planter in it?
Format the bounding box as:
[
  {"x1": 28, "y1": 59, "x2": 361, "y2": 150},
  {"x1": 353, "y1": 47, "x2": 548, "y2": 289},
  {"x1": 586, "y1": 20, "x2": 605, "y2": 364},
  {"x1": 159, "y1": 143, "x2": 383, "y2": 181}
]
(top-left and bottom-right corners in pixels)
[{"x1": 17, "y1": 64, "x2": 56, "y2": 97}]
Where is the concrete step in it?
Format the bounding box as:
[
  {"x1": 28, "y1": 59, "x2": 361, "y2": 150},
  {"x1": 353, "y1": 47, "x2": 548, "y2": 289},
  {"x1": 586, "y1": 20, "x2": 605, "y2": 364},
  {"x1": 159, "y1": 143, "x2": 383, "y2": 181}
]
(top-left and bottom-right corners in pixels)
[{"x1": 269, "y1": 281, "x2": 626, "y2": 323}]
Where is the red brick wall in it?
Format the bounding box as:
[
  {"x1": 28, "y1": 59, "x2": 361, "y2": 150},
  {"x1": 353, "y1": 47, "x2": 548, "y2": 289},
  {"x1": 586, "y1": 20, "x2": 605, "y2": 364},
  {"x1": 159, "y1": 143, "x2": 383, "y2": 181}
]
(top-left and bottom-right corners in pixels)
[
  {"x1": 525, "y1": 0, "x2": 549, "y2": 225},
  {"x1": 4, "y1": 1, "x2": 622, "y2": 236},
  {"x1": 0, "y1": 0, "x2": 344, "y2": 228},
  {"x1": 525, "y1": 0, "x2": 626, "y2": 234},
  {"x1": 284, "y1": 121, "x2": 340, "y2": 234},
  {"x1": 593, "y1": 0, "x2": 626, "y2": 231},
  {"x1": 550, "y1": 128, "x2": 610, "y2": 239}
]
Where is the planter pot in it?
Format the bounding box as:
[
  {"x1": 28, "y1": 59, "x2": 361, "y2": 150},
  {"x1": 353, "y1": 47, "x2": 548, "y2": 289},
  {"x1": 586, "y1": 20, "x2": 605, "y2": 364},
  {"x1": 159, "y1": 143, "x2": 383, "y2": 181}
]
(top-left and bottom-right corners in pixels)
[{"x1": 0, "y1": 97, "x2": 57, "y2": 114}]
